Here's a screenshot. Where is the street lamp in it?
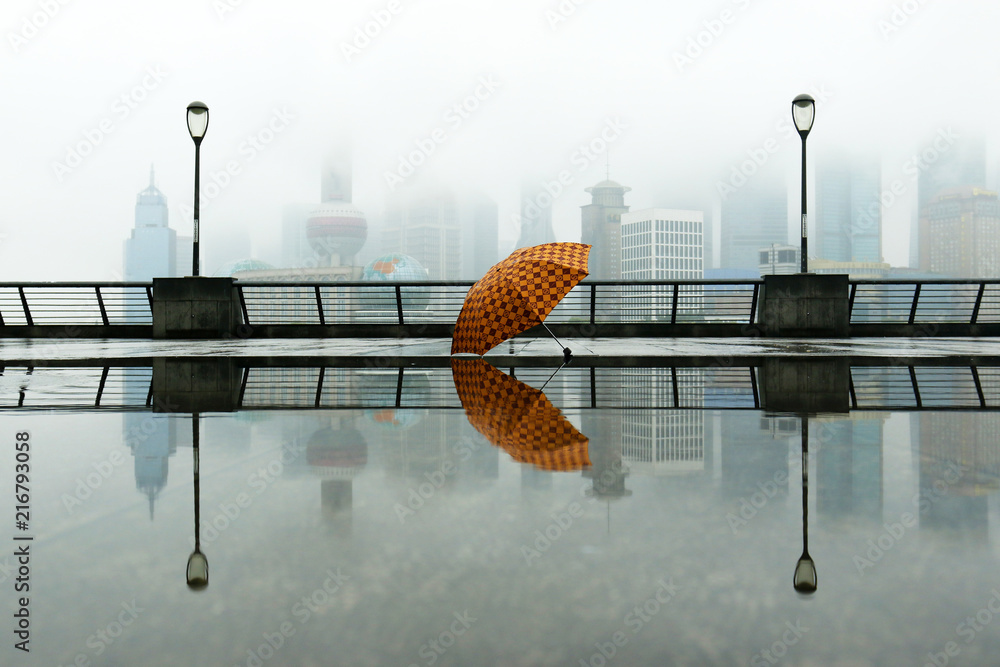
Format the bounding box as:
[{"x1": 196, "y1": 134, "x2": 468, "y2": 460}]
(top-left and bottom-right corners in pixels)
[
  {"x1": 186, "y1": 101, "x2": 209, "y2": 277},
  {"x1": 792, "y1": 94, "x2": 815, "y2": 274}
]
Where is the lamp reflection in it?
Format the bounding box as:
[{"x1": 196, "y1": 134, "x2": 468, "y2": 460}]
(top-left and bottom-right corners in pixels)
[
  {"x1": 793, "y1": 414, "x2": 817, "y2": 595},
  {"x1": 187, "y1": 412, "x2": 209, "y2": 590}
]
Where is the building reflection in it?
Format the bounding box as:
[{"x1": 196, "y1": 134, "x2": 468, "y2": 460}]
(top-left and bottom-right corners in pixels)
[
  {"x1": 620, "y1": 368, "x2": 707, "y2": 478},
  {"x1": 123, "y1": 370, "x2": 177, "y2": 519},
  {"x1": 918, "y1": 411, "x2": 1000, "y2": 539},
  {"x1": 815, "y1": 415, "x2": 885, "y2": 521},
  {"x1": 112, "y1": 363, "x2": 1000, "y2": 571}
]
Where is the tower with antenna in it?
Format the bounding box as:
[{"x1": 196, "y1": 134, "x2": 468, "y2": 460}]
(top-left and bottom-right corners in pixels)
[{"x1": 580, "y1": 167, "x2": 630, "y2": 280}]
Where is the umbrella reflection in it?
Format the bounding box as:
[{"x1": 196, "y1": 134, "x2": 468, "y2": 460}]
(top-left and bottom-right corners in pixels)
[
  {"x1": 451, "y1": 359, "x2": 590, "y2": 471},
  {"x1": 186, "y1": 412, "x2": 208, "y2": 591}
]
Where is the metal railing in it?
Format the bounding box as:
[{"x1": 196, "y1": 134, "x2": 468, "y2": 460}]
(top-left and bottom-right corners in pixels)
[
  {"x1": 234, "y1": 280, "x2": 762, "y2": 327},
  {"x1": 0, "y1": 283, "x2": 152, "y2": 326},
  {"x1": 4, "y1": 279, "x2": 1000, "y2": 335},
  {"x1": 848, "y1": 279, "x2": 1000, "y2": 324}
]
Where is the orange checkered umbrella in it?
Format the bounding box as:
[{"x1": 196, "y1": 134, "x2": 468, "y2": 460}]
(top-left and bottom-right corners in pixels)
[
  {"x1": 451, "y1": 358, "x2": 590, "y2": 472},
  {"x1": 451, "y1": 242, "x2": 591, "y2": 356}
]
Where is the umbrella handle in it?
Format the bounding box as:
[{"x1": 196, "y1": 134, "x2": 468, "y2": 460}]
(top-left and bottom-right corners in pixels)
[{"x1": 541, "y1": 321, "x2": 572, "y2": 362}]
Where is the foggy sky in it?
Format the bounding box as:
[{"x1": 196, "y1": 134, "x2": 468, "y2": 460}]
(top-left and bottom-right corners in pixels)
[{"x1": 0, "y1": 0, "x2": 997, "y2": 279}]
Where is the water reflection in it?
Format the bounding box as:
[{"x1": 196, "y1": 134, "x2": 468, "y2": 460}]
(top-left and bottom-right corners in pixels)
[
  {"x1": 185, "y1": 412, "x2": 208, "y2": 590},
  {"x1": 451, "y1": 358, "x2": 590, "y2": 471},
  {"x1": 794, "y1": 416, "x2": 817, "y2": 596},
  {"x1": 10, "y1": 362, "x2": 1000, "y2": 664}
]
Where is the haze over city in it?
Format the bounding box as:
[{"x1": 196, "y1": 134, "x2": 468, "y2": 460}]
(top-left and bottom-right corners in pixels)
[{"x1": 0, "y1": 0, "x2": 997, "y2": 280}]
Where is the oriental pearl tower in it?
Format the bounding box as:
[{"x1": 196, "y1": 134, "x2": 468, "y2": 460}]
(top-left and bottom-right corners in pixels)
[{"x1": 306, "y1": 150, "x2": 367, "y2": 266}]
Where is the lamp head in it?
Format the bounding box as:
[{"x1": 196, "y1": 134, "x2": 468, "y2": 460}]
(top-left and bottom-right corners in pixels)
[
  {"x1": 186, "y1": 101, "x2": 209, "y2": 143},
  {"x1": 793, "y1": 554, "x2": 817, "y2": 596},
  {"x1": 186, "y1": 550, "x2": 209, "y2": 591},
  {"x1": 791, "y1": 94, "x2": 815, "y2": 138}
]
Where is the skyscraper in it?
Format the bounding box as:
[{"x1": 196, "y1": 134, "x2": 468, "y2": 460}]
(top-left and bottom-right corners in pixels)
[
  {"x1": 382, "y1": 187, "x2": 498, "y2": 280},
  {"x1": 918, "y1": 132, "x2": 986, "y2": 212},
  {"x1": 621, "y1": 208, "x2": 704, "y2": 280},
  {"x1": 719, "y1": 179, "x2": 787, "y2": 271},
  {"x1": 912, "y1": 132, "x2": 987, "y2": 267},
  {"x1": 816, "y1": 156, "x2": 882, "y2": 262},
  {"x1": 918, "y1": 186, "x2": 1000, "y2": 278},
  {"x1": 124, "y1": 165, "x2": 176, "y2": 281},
  {"x1": 581, "y1": 179, "x2": 630, "y2": 280},
  {"x1": 460, "y1": 193, "x2": 499, "y2": 279},
  {"x1": 516, "y1": 178, "x2": 556, "y2": 249}
]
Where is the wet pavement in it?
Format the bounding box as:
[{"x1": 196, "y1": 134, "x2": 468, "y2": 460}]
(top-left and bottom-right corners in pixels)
[
  {"x1": 3, "y1": 336, "x2": 1000, "y2": 362},
  {"x1": 2, "y1": 338, "x2": 1000, "y2": 665}
]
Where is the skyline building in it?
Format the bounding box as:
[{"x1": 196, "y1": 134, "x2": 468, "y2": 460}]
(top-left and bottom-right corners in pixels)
[
  {"x1": 516, "y1": 178, "x2": 557, "y2": 249},
  {"x1": 621, "y1": 208, "x2": 704, "y2": 280},
  {"x1": 123, "y1": 165, "x2": 179, "y2": 281},
  {"x1": 581, "y1": 179, "x2": 631, "y2": 280},
  {"x1": 918, "y1": 186, "x2": 1000, "y2": 278},
  {"x1": 621, "y1": 208, "x2": 703, "y2": 322},
  {"x1": 281, "y1": 148, "x2": 368, "y2": 270},
  {"x1": 757, "y1": 243, "x2": 800, "y2": 275},
  {"x1": 719, "y1": 178, "x2": 787, "y2": 271},
  {"x1": 918, "y1": 132, "x2": 987, "y2": 213},
  {"x1": 382, "y1": 187, "x2": 498, "y2": 280},
  {"x1": 816, "y1": 156, "x2": 882, "y2": 263},
  {"x1": 912, "y1": 132, "x2": 988, "y2": 267}
]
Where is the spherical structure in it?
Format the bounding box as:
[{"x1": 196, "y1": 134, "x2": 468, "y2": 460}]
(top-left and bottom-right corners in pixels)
[
  {"x1": 361, "y1": 253, "x2": 430, "y2": 311},
  {"x1": 364, "y1": 408, "x2": 425, "y2": 430},
  {"x1": 362, "y1": 253, "x2": 429, "y2": 281},
  {"x1": 305, "y1": 426, "x2": 368, "y2": 480},
  {"x1": 306, "y1": 201, "x2": 367, "y2": 260},
  {"x1": 214, "y1": 258, "x2": 276, "y2": 277}
]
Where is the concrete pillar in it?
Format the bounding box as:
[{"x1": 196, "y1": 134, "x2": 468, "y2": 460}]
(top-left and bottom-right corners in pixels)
[
  {"x1": 760, "y1": 274, "x2": 849, "y2": 337},
  {"x1": 151, "y1": 358, "x2": 241, "y2": 413},
  {"x1": 152, "y1": 277, "x2": 240, "y2": 339},
  {"x1": 759, "y1": 358, "x2": 849, "y2": 414}
]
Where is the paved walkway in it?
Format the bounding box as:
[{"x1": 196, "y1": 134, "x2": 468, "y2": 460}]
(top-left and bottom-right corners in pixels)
[{"x1": 3, "y1": 337, "x2": 1000, "y2": 362}]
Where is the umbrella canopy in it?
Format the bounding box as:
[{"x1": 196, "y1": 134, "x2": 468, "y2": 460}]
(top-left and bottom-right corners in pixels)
[
  {"x1": 451, "y1": 358, "x2": 590, "y2": 471},
  {"x1": 451, "y1": 242, "x2": 590, "y2": 355}
]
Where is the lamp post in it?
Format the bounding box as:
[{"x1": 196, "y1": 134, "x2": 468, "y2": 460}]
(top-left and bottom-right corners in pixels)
[
  {"x1": 186, "y1": 101, "x2": 209, "y2": 277},
  {"x1": 791, "y1": 94, "x2": 815, "y2": 274}
]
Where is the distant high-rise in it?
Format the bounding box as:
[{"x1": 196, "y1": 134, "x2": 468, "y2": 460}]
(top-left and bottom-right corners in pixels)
[
  {"x1": 719, "y1": 179, "x2": 786, "y2": 271},
  {"x1": 621, "y1": 208, "x2": 703, "y2": 280},
  {"x1": 816, "y1": 156, "x2": 882, "y2": 262},
  {"x1": 281, "y1": 202, "x2": 314, "y2": 268},
  {"x1": 918, "y1": 132, "x2": 986, "y2": 212},
  {"x1": 581, "y1": 179, "x2": 630, "y2": 280},
  {"x1": 382, "y1": 187, "x2": 497, "y2": 280},
  {"x1": 307, "y1": 148, "x2": 367, "y2": 267},
  {"x1": 918, "y1": 187, "x2": 1000, "y2": 278},
  {"x1": 517, "y1": 178, "x2": 556, "y2": 249},
  {"x1": 912, "y1": 132, "x2": 987, "y2": 266},
  {"x1": 321, "y1": 150, "x2": 353, "y2": 203},
  {"x1": 461, "y1": 193, "x2": 499, "y2": 278},
  {"x1": 124, "y1": 165, "x2": 178, "y2": 280},
  {"x1": 282, "y1": 148, "x2": 367, "y2": 269},
  {"x1": 758, "y1": 243, "x2": 800, "y2": 275}
]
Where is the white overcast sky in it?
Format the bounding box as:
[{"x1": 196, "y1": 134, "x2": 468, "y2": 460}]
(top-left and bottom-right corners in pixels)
[{"x1": 0, "y1": 0, "x2": 997, "y2": 279}]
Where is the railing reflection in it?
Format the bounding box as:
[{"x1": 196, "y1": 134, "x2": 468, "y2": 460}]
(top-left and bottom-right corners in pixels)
[{"x1": 6, "y1": 363, "x2": 1000, "y2": 412}]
